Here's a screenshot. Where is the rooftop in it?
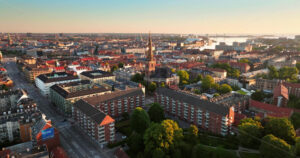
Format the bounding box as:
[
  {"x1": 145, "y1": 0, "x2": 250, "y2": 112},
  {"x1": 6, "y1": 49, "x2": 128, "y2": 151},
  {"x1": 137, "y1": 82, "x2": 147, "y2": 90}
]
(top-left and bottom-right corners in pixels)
[
  {"x1": 36, "y1": 72, "x2": 79, "y2": 83},
  {"x1": 156, "y1": 88, "x2": 232, "y2": 116},
  {"x1": 84, "y1": 88, "x2": 144, "y2": 105},
  {"x1": 80, "y1": 70, "x2": 114, "y2": 79},
  {"x1": 74, "y1": 99, "x2": 114, "y2": 125},
  {"x1": 50, "y1": 80, "x2": 110, "y2": 99}
]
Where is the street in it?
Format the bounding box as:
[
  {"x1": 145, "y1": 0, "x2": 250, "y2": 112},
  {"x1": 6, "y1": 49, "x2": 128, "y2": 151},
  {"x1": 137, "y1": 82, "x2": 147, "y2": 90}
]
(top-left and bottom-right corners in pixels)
[{"x1": 3, "y1": 58, "x2": 115, "y2": 158}]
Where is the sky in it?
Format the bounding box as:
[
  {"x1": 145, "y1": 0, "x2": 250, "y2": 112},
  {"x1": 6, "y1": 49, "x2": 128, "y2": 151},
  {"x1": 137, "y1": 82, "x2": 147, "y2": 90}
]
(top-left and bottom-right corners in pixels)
[{"x1": 0, "y1": 0, "x2": 300, "y2": 34}]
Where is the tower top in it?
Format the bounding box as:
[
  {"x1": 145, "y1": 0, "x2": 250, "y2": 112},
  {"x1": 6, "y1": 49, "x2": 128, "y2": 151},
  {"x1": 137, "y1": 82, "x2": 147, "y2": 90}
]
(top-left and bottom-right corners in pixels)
[{"x1": 147, "y1": 32, "x2": 154, "y2": 61}]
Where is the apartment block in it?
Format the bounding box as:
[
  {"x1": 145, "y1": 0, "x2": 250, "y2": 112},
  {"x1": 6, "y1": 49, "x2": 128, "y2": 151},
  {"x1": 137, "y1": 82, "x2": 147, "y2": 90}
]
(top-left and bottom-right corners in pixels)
[
  {"x1": 155, "y1": 88, "x2": 235, "y2": 135},
  {"x1": 82, "y1": 88, "x2": 145, "y2": 118},
  {"x1": 50, "y1": 80, "x2": 111, "y2": 116},
  {"x1": 73, "y1": 100, "x2": 115, "y2": 145},
  {"x1": 35, "y1": 72, "x2": 80, "y2": 96}
]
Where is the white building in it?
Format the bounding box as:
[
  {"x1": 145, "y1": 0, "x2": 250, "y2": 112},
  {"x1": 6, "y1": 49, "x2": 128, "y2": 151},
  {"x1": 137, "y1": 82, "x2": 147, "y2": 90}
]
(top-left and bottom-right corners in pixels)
[{"x1": 35, "y1": 72, "x2": 80, "y2": 96}]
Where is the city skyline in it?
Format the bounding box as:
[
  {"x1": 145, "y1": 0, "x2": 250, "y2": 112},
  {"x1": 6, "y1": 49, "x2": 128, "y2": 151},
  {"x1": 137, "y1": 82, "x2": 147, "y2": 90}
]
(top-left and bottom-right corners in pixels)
[{"x1": 1, "y1": 0, "x2": 300, "y2": 34}]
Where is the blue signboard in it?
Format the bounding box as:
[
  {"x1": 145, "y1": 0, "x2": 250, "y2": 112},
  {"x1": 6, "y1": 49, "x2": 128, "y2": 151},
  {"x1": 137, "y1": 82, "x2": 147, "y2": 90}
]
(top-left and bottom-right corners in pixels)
[{"x1": 41, "y1": 128, "x2": 54, "y2": 140}]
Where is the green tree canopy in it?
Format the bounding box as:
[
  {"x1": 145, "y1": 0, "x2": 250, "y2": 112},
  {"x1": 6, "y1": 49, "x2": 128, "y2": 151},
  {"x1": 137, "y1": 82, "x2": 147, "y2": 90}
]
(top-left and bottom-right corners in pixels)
[
  {"x1": 251, "y1": 90, "x2": 265, "y2": 101},
  {"x1": 259, "y1": 134, "x2": 293, "y2": 158},
  {"x1": 219, "y1": 84, "x2": 232, "y2": 94},
  {"x1": 128, "y1": 133, "x2": 144, "y2": 153},
  {"x1": 211, "y1": 63, "x2": 240, "y2": 78},
  {"x1": 296, "y1": 137, "x2": 300, "y2": 156},
  {"x1": 110, "y1": 65, "x2": 118, "y2": 72},
  {"x1": 144, "y1": 120, "x2": 183, "y2": 155},
  {"x1": 238, "y1": 118, "x2": 263, "y2": 148},
  {"x1": 148, "y1": 103, "x2": 165, "y2": 123},
  {"x1": 265, "y1": 117, "x2": 296, "y2": 144},
  {"x1": 201, "y1": 75, "x2": 215, "y2": 91},
  {"x1": 148, "y1": 82, "x2": 157, "y2": 93},
  {"x1": 130, "y1": 107, "x2": 150, "y2": 134},
  {"x1": 118, "y1": 62, "x2": 124, "y2": 68},
  {"x1": 177, "y1": 70, "x2": 189, "y2": 85},
  {"x1": 160, "y1": 82, "x2": 165, "y2": 88},
  {"x1": 131, "y1": 73, "x2": 144, "y2": 83}
]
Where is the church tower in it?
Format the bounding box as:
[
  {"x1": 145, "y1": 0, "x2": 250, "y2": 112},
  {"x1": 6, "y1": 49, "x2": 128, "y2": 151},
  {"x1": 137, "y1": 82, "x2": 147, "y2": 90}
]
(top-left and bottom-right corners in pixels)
[{"x1": 145, "y1": 33, "x2": 156, "y2": 77}]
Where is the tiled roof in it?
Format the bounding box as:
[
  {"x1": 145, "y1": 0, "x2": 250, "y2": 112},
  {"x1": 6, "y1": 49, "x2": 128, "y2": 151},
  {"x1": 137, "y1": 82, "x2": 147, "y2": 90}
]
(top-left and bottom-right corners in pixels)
[
  {"x1": 156, "y1": 88, "x2": 231, "y2": 116},
  {"x1": 273, "y1": 83, "x2": 289, "y2": 99},
  {"x1": 74, "y1": 100, "x2": 114, "y2": 125},
  {"x1": 249, "y1": 99, "x2": 293, "y2": 118}
]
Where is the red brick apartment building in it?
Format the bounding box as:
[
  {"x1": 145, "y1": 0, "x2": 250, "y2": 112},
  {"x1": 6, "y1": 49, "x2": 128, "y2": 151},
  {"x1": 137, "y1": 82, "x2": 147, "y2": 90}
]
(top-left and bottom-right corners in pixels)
[
  {"x1": 155, "y1": 88, "x2": 235, "y2": 135},
  {"x1": 82, "y1": 88, "x2": 145, "y2": 117},
  {"x1": 73, "y1": 100, "x2": 115, "y2": 145}
]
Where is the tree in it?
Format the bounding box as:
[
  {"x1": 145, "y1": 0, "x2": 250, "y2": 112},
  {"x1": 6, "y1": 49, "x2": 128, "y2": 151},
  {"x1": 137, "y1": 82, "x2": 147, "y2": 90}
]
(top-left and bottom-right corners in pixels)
[
  {"x1": 186, "y1": 125, "x2": 198, "y2": 145},
  {"x1": 213, "y1": 93, "x2": 220, "y2": 97},
  {"x1": 259, "y1": 134, "x2": 293, "y2": 158},
  {"x1": 144, "y1": 120, "x2": 183, "y2": 155},
  {"x1": 238, "y1": 119, "x2": 263, "y2": 148},
  {"x1": 219, "y1": 84, "x2": 232, "y2": 94},
  {"x1": 148, "y1": 103, "x2": 165, "y2": 123},
  {"x1": 110, "y1": 65, "x2": 118, "y2": 72},
  {"x1": 128, "y1": 133, "x2": 144, "y2": 153},
  {"x1": 131, "y1": 73, "x2": 144, "y2": 83},
  {"x1": 152, "y1": 148, "x2": 165, "y2": 158},
  {"x1": 148, "y1": 82, "x2": 157, "y2": 93},
  {"x1": 239, "y1": 58, "x2": 250, "y2": 64},
  {"x1": 278, "y1": 66, "x2": 298, "y2": 81},
  {"x1": 160, "y1": 82, "x2": 165, "y2": 88},
  {"x1": 121, "y1": 112, "x2": 129, "y2": 120},
  {"x1": 201, "y1": 75, "x2": 214, "y2": 91},
  {"x1": 188, "y1": 124, "x2": 198, "y2": 137},
  {"x1": 296, "y1": 137, "x2": 300, "y2": 156},
  {"x1": 251, "y1": 90, "x2": 265, "y2": 101},
  {"x1": 291, "y1": 112, "x2": 300, "y2": 129},
  {"x1": 231, "y1": 84, "x2": 240, "y2": 91},
  {"x1": 265, "y1": 117, "x2": 296, "y2": 144},
  {"x1": 130, "y1": 107, "x2": 150, "y2": 134},
  {"x1": 296, "y1": 62, "x2": 300, "y2": 72},
  {"x1": 177, "y1": 70, "x2": 189, "y2": 85},
  {"x1": 268, "y1": 65, "x2": 279, "y2": 79},
  {"x1": 118, "y1": 62, "x2": 124, "y2": 68}
]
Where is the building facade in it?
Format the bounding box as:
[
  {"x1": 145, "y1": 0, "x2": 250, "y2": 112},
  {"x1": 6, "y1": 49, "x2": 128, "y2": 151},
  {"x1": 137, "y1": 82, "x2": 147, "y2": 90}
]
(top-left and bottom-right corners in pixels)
[
  {"x1": 155, "y1": 88, "x2": 234, "y2": 135},
  {"x1": 73, "y1": 100, "x2": 115, "y2": 145},
  {"x1": 35, "y1": 72, "x2": 80, "y2": 96},
  {"x1": 50, "y1": 80, "x2": 111, "y2": 116},
  {"x1": 82, "y1": 88, "x2": 145, "y2": 118}
]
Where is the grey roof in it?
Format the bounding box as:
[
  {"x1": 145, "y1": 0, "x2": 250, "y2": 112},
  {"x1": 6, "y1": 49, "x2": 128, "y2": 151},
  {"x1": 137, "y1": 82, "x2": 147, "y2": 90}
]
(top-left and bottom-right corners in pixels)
[
  {"x1": 84, "y1": 88, "x2": 144, "y2": 105},
  {"x1": 74, "y1": 99, "x2": 107, "y2": 124},
  {"x1": 156, "y1": 88, "x2": 231, "y2": 116},
  {"x1": 36, "y1": 72, "x2": 79, "y2": 83},
  {"x1": 50, "y1": 80, "x2": 110, "y2": 99},
  {"x1": 80, "y1": 70, "x2": 114, "y2": 79}
]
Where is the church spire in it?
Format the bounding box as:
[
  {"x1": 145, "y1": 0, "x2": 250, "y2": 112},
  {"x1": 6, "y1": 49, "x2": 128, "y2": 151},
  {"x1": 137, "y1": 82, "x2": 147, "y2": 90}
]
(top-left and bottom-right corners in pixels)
[{"x1": 147, "y1": 32, "x2": 154, "y2": 61}]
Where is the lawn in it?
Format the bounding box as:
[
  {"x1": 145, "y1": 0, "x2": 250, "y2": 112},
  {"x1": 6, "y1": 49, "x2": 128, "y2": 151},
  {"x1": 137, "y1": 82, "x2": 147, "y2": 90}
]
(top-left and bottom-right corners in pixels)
[
  {"x1": 198, "y1": 134, "x2": 239, "y2": 150},
  {"x1": 237, "y1": 90, "x2": 247, "y2": 95},
  {"x1": 239, "y1": 152, "x2": 261, "y2": 158}
]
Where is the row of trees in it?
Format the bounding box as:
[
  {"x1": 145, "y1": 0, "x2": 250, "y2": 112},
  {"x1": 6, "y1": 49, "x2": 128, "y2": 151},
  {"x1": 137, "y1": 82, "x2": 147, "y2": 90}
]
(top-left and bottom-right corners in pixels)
[
  {"x1": 258, "y1": 65, "x2": 299, "y2": 82},
  {"x1": 238, "y1": 117, "x2": 299, "y2": 158},
  {"x1": 210, "y1": 63, "x2": 240, "y2": 78},
  {"x1": 128, "y1": 104, "x2": 236, "y2": 158},
  {"x1": 130, "y1": 73, "x2": 157, "y2": 93},
  {"x1": 201, "y1": 75, "x2": 232, "y2": 94}
]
